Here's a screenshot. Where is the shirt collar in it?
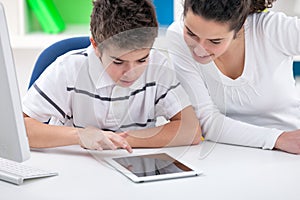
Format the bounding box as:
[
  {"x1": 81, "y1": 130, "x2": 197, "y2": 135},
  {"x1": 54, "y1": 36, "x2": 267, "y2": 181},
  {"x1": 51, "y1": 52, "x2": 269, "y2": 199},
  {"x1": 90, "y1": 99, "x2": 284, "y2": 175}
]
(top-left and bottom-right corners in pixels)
[
  {"x1": 128, "y1": 71, "x2": 146, "y2": 90},
  {"x1": 87, "y1": 45, "x2": 115, "y2": 89}
]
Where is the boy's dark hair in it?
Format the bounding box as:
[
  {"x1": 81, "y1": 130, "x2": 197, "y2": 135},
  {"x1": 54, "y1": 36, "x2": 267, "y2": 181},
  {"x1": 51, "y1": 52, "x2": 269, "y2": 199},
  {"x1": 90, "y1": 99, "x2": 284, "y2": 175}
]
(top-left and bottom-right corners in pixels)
[
  {"x1": 183, "y1": 0, "x2": 276, "y2": 37},
  {"x1": 90, "y1": 0, "x2": 158, "y2": 51}
]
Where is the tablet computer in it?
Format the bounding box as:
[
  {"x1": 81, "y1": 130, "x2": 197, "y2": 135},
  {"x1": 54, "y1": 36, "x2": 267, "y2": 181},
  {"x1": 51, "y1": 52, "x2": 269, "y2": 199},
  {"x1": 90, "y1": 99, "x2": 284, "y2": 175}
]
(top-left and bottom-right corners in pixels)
[{"x1": 104, "y1": 153, "x2": 203, "y2": 183}]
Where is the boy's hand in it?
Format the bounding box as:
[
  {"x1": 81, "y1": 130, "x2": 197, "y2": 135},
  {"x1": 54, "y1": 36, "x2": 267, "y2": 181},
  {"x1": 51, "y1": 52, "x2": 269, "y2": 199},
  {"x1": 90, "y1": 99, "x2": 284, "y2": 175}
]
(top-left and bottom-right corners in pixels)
[{"x1": 78, "y1": 127, "x2": 132, "y2": 153}]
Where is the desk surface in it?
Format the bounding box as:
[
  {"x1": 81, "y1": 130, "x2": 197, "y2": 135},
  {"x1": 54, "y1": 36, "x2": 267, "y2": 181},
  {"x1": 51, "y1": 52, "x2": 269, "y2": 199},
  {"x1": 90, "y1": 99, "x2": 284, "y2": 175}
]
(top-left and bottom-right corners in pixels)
[{"x1": 2, "y1": 141, "x2": 300, "y2": 200}]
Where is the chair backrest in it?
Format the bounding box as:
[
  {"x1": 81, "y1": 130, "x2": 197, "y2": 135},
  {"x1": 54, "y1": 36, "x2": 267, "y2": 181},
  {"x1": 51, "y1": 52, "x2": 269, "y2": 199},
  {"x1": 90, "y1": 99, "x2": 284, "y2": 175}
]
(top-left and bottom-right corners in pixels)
[{"x1": 28, "y1": 36, "x2": 91, "y2": 89}]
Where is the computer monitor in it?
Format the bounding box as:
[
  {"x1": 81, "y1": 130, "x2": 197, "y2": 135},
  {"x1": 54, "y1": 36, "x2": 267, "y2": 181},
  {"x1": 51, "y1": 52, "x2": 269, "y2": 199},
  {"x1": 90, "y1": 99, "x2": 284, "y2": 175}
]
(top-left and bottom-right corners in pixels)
[{"x1": 0, "y1": 3, "x2": 30, "y2": 162}]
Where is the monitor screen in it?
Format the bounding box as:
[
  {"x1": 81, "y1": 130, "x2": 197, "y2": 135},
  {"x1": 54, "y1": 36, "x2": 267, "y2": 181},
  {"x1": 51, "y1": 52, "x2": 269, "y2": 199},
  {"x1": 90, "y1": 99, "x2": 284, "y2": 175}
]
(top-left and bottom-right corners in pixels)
[{"x1": 0, "y1": 3, "x2": 30, "y2": 162}]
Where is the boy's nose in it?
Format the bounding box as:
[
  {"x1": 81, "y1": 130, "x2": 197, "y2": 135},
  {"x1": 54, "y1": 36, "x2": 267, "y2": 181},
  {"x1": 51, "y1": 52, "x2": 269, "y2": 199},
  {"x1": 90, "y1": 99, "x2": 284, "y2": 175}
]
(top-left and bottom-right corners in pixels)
[{"x1": 123, "y1": 64, "x2": 137, "y2": 78}]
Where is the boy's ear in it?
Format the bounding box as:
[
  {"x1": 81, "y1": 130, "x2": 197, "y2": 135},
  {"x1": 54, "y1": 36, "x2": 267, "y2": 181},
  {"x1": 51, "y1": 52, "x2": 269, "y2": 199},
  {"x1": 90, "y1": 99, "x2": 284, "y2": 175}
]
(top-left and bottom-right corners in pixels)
[
  {"x1": 90, "y1": 37, "x2": 102, "y2": 57},
  {"x1": 90, "y1": 37, "x2": 97, "y2": 48}
]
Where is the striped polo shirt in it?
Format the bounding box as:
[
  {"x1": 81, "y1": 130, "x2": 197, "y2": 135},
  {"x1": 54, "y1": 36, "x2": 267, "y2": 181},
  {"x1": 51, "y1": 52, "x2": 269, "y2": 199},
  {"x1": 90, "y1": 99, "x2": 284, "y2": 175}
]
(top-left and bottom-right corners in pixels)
[{"x1": 22, "y1": 45, "x2": 190, "y2": 132}]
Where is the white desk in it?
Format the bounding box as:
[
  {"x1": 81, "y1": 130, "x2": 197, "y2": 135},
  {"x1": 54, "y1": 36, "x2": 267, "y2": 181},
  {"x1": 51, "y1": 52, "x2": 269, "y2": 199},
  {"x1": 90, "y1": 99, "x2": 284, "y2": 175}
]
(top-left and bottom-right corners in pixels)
[{"x1": 2, "y1": 141, "x2": 300, "y2": 200}]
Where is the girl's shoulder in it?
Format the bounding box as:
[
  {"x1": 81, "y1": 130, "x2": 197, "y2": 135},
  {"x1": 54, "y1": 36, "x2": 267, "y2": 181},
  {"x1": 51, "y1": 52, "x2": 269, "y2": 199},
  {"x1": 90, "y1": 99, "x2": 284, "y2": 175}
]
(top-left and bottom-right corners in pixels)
[{"x1": 248, "y1": 11, "x2": 297, "y2": 29}]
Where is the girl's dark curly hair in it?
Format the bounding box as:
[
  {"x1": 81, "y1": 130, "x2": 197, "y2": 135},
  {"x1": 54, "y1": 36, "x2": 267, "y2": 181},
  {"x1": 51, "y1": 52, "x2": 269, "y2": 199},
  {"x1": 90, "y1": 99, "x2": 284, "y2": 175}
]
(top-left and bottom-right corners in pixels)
[{"x1": 183, "y1": 0, "x2": 276, "y2": 35}]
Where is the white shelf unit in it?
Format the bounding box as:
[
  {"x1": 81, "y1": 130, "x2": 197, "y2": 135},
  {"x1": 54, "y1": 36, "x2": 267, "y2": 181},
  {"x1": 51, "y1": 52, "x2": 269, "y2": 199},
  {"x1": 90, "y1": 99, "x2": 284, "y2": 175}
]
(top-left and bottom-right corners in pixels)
[
  {"x1": 1, "y1": 0, "x2": 91, "y2": 49},
  {"x1": 1, "y1": 0, "x2": 185, "y2": 49},
  {"x1": 11, "y1": 25, "x2": 90, "y2": 49}
]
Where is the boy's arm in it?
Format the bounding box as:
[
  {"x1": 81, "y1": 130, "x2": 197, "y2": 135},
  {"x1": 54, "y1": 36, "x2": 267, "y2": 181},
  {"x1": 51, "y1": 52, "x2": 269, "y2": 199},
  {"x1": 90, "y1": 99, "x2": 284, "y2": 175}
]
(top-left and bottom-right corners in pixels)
[
  {"x1": 23, "y1": 113, "x2": 132, "y2": 152},
  {"x1": 23, "y1": 113, "x2": 79, "y2": 148},
  {"x1": 125, "y1": 105, "x2": 202, "y2": 148}
]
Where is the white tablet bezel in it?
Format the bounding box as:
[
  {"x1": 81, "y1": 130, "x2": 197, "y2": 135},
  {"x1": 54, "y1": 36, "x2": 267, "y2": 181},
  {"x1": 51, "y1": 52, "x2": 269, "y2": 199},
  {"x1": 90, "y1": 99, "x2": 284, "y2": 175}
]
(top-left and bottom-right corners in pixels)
[{"x1": 104, "y1": 153, "x2": 203, "y2": 183}]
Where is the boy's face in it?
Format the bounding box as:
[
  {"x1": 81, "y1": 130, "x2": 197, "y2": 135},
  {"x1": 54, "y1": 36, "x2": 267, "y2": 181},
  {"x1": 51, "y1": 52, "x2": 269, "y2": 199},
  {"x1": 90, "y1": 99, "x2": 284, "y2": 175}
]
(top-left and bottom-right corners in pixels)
[{"x1": 98, "y1": 46, "x2": 150, "y2": 87}]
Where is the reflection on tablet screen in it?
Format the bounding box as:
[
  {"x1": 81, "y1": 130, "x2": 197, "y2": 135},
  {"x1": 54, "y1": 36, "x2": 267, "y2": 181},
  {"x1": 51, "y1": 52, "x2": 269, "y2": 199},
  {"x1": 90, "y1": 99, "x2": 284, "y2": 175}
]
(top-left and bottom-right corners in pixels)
[{"x1": 113, "y1": 153, "x2": 192, "y2": 177}]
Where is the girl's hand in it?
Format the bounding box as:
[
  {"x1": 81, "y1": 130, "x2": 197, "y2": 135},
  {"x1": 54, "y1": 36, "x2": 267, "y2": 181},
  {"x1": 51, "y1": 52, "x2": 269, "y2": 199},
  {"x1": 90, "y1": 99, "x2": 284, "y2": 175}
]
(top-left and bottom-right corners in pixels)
[{"x1": 274, "y1": 130, "x2": 300, "y2": 154}]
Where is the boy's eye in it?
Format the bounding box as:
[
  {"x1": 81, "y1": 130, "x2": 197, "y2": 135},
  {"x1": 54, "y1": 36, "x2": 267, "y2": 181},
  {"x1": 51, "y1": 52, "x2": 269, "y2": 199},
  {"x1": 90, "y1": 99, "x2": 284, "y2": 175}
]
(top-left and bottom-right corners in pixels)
[
  {"x1": 113, "y1": 60, "x2": 123, "y2": 65},
  {"x1": 138, "y1": 59, "x2": 147, "y2": 63}
]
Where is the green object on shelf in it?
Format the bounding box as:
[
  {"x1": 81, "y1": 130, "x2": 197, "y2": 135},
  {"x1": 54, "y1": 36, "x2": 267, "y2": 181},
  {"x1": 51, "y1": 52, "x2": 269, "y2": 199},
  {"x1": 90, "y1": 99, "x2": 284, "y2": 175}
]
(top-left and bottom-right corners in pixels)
[
  {"x1": 53, "y1": 0, "x2": 92, "y2": 24},
  {"x1": 27, "y1": 0, "x2": 65, "y2": 34}
]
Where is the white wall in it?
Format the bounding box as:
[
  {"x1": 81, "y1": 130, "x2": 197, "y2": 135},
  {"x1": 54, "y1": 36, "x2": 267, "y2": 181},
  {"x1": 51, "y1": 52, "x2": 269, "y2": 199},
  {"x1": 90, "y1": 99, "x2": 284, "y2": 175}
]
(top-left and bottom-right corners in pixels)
[
  {"x1": 270, "y1": 0, "x2": 300, "y2": 17},
  {"x1": 13, "y1": 48, "x2": 42, "y2": 98}
]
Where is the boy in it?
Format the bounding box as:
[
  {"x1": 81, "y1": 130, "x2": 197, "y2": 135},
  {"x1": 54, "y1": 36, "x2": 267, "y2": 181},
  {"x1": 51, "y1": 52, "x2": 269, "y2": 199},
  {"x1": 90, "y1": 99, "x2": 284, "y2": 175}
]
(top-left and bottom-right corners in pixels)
[{"x1": 22, "y1": 0, "x2": 201, "y2": 152}]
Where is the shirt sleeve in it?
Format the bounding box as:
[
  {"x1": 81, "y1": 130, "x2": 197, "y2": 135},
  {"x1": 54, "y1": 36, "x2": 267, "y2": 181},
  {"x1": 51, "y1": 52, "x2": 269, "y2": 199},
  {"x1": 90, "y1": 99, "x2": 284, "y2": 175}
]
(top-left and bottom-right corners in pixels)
[
  {"x1": 166, "y1": 21, "x2": 283, "y2": 150},
  {"x1": 22, "y1": 57, "x2": 72, "y2": 124},
  {"x1": 152, "y1": 50, "x2": 191, "y2": 120},
  {"x1": 259, "y1": 11, "x2": 300, "y2": 56}
]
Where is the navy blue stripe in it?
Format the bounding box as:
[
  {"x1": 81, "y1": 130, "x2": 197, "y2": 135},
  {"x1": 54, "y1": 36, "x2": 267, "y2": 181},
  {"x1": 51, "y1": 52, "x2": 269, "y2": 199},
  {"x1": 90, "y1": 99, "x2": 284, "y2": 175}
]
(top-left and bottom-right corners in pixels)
[
  {"x1": 155, "y1": 82, "x2": 180, "y2": 105},
  {"x1": 73, "y1": 123, "x2": 84, "y2": 128},
  {"x1": 34, "y1": 84, "x2": 72, "y2": 120},
  {"x1": 72, "y1": 51, "x2": 88, "y2": 56},
  {"x1": 131, "y1": 82, "x2": 156, "y2": 96},
  {"x1": 120, "y1": 119, "x2": 156, "y2": 128},
  {"x1": 101, "y1": 128, "x2": 116, "y2": 132},
  {"x1": 73, "y1": 119, "x2": 155, "y2": 131},
  {"x1": 73, "y1": 124, "x2": 114, "y2": 132},
  {"x1": 66, "y1": 82, "x2": 156, "y2": 102}
]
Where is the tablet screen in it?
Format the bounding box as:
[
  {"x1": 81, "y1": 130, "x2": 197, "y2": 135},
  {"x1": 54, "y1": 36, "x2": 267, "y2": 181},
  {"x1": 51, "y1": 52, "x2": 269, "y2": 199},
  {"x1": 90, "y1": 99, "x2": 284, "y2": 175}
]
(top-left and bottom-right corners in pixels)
[{"x1": 112, "y1": 153, "x2": 193, "y2": 177}]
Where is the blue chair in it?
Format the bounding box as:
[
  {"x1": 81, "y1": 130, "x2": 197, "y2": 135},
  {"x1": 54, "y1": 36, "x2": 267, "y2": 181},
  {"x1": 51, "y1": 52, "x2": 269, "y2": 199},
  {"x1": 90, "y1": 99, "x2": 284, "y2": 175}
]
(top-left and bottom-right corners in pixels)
[{"x1": 28, "y1": 36, "x2": 91, "y2": 89}]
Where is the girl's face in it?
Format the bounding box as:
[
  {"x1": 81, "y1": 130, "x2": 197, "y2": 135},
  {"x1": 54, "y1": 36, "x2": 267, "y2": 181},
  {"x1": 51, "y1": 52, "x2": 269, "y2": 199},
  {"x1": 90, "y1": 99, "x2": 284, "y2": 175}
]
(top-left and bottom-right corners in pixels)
[{"x1": 183, "y1": 10, "x2": 236, "y2": 64}]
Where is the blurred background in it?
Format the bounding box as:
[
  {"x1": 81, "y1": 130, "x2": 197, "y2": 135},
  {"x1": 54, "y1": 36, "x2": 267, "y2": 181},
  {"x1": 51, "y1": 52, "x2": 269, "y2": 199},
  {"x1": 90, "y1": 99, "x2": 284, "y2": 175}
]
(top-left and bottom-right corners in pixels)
[{"x1": 0, "y1": 0, "x2": 299, "y2": 97}]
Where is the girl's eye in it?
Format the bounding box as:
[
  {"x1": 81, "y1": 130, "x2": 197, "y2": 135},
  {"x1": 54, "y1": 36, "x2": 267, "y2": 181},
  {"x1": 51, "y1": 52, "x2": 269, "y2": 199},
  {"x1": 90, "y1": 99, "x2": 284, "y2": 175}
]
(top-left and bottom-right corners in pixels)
[
  {"x1": 187, "y1": 30, "x2": 196, "y2": 37},
  {"x1": 186, "y1": 30, "x2": 199, "y2": 42},
  {"x1": 210, "y1": 40, "x2": 221, "y2": 45}
]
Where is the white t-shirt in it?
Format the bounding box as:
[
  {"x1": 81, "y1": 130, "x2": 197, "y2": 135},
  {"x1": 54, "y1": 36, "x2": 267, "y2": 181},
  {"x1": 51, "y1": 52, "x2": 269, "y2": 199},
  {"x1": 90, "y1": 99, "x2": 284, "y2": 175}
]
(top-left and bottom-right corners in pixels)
[
  {"x1": 22, "y1": 45, "x2": 190, "y2": 133},
  {"x1": 167, "y1": 11, "x2": 300, "y2": 149}
]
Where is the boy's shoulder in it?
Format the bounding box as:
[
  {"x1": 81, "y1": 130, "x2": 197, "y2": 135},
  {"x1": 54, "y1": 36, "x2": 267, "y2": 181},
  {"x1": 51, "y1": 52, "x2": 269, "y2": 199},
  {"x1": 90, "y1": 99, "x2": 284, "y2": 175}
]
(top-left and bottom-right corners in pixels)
[
  {"x1": 144, "y1": 48, "x2": 177, "y2": 84},
  {"x1": 57, "y1": 46, "x2": 90, "y2": 65},
  {"x1": 52, "y1": 45, "x2": 94, "y2": 74},
  {"x1": 38, "y1": 45, "x2": 95, "y2": 87}
]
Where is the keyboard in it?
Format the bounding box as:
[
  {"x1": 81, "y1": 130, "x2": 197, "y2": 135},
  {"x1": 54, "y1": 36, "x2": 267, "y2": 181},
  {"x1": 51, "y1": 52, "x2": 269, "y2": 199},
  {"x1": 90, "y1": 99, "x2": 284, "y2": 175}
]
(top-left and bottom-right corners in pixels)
[{"x1": 0, "y1": 157, "x2": 58, "y2": 185}]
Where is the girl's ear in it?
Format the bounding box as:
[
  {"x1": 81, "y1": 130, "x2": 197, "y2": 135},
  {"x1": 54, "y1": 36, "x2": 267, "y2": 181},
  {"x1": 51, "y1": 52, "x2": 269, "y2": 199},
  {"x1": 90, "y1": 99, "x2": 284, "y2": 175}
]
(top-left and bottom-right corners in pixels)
[{"x1": 90, "y1": 37, "x2": 102, "y2": 57}]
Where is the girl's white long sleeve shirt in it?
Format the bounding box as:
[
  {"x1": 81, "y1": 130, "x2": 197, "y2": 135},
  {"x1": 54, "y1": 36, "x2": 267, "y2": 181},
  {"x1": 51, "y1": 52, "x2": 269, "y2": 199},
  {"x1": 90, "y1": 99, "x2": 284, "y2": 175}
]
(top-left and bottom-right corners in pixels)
[{"x1": 167, "y1": 11, "x2": 300, "y2": 149}]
